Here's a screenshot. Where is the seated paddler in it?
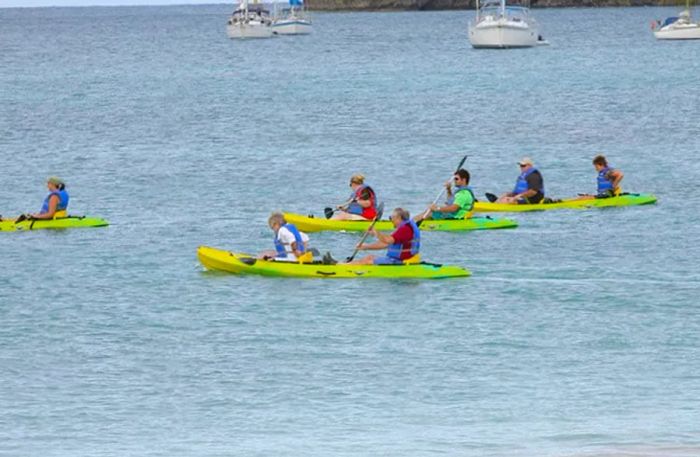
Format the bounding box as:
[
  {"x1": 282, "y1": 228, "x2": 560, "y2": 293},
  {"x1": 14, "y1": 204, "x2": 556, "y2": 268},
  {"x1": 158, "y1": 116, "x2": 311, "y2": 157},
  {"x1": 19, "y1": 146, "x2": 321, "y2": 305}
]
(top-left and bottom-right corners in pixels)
[
  {"x1": 21, "y1": 176, "x2": 70, "y2": 221},
  {"x1": 414, "y1": 168, "x2": 474, "y2": 223},
  {"x1": 259, "y1": 212, "x2": 312, "y2": 262},
  {"x1": 495, "y1": 157, "x2": 545, "y2": 205},
  {"x1": 348, "y1": 208, "x2": 420, "y2": 265},
  {"x1": 579, "y1": 154, "x2": 624, "y2": 200},
  {"x1": 331, "y1": 174, "x2": 378, "y2": 221}
]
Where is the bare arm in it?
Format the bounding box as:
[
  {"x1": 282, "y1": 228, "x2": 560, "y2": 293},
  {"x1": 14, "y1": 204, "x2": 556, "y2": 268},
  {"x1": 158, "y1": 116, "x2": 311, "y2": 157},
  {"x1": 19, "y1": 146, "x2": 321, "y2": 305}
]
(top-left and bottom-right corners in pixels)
[{"x1": 32, "y1": 195, "x2": 59, "y2": 220}]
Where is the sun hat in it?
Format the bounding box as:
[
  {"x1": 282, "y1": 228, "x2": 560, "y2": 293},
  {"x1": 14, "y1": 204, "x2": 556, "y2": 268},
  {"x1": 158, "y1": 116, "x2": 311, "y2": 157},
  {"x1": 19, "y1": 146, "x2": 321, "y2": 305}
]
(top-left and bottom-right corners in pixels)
[
  {"x1": 518, "y1": 157, "x2": 534, "y2": 166},
  {"x1": 47, "y1": 176, "x2": 65, "y2": 186}
]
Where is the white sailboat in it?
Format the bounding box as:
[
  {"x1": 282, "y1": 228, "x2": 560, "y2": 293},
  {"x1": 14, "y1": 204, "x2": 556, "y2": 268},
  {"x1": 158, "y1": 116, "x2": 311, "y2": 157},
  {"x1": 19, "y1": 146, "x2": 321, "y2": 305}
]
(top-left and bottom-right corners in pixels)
[
  {"x1": 653, "y1": 0, "x2": 700, "y2": 40},
  {"x1": 468, "y1": 0, "x2": 540, "y2": 49},
  {"x1": 272, "y1": 0, "x2": 312, "y2": 35},
  {"x1": 226, "y1": 0, "x2": 274, "y2": 39}
]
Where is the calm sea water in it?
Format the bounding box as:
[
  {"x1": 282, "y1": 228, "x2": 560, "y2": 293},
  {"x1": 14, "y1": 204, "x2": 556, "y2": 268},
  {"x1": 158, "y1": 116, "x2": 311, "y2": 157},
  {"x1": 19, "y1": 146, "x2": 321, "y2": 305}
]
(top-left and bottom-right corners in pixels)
[{"x1": 1, "y1": 4, "x2": 700, "y2": 457}]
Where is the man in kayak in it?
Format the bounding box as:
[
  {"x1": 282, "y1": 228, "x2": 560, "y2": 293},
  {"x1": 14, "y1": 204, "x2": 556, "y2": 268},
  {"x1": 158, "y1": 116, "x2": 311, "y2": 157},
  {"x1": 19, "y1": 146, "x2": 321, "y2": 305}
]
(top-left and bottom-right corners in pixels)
[
  {"x1": 331, "y1": 174, "x2": 378, "y2": 221},
  {"x1": 414, "y1": 168, "x2": 474, "y2": 222},
  {"x1": 259, "y1": 212, "x2": 312, "y2": 262},
  {"x1": 348, "y1": 208, "x2": 420, "y2": 265},
  {"x1": 495, "y1": 157, "x2": 545, "y2": 204},
  {"x1": 578, "y1": 155, "x2": 624, "y2": 199},
  {"x1": 15, "y1": 176, "x2": 70, "y2": 222}
]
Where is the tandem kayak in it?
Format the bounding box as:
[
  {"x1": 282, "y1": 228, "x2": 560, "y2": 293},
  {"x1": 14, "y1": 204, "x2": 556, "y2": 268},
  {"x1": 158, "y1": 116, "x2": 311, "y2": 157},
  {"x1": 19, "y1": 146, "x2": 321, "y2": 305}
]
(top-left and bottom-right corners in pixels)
[
  {"x1": 0, "y1": 215, "x2": 109, "y2": 232},
  {"x1": 283, "y1": 212, "x2": 517, "y2": 233},
  {"x1": 197, "y1": 246, "x2": 470, "y2": 279},
  {"x1": 473, "y1": 193, "x2": 657, "y2": 213}
]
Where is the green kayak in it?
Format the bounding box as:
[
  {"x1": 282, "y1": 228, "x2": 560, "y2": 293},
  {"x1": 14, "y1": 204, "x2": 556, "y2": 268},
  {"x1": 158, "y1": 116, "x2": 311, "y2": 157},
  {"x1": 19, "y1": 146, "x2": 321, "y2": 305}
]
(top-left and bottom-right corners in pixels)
[{"x1": 0, "y1": 215, "x2": 109, "y2": 232}]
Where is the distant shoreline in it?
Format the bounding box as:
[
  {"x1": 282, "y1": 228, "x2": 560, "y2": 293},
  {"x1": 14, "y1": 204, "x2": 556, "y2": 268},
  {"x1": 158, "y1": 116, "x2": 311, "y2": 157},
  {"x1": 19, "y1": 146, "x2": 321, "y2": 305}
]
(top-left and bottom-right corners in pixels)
[{"x1": 306, "y1": 1, "x2": 679, "y2": 11}]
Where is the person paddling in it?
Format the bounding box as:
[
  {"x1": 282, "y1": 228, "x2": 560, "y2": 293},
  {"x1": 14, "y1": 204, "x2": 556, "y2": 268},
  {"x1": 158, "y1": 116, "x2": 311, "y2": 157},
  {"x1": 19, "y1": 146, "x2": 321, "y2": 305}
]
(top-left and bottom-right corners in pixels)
[
  {"x1": 347, "y1": 208, "x2": 420, "y2": 265},
  {"x1": 580, "y1": 154, "x2": 624, "y2": 199},
  {"x1": 17, "y1": 177, "x2": 70, "y2": 221},
  {"x1": 259, "y1": 212, "x2": 312, "y2": 262},
  {"x1": 495, "y1": 157, "x2": 545, "y2": 204},
  {"x1": 414, "y1": 168, "x2": 474, "y2": 223},
  {"x1": 331, "y1": 174, "x2": 378, "y2": 221}
]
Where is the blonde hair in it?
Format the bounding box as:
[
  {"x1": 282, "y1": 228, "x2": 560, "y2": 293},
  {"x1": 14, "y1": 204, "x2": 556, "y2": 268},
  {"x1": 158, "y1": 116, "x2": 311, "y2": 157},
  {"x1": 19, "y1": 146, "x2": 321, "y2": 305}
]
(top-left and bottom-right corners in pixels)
[{"x1": 350, "y1": 174, "x2": 365, "y2": 185}]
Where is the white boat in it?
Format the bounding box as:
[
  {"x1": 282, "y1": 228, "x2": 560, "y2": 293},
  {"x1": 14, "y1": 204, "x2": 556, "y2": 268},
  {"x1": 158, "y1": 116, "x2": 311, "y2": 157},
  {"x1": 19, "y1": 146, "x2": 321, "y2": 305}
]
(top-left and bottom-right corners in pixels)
[
  {"x1": 468, "y1": 0, "x2": 540, "y2": 49},
  {"x1": 272, "y1": 0, "x2": 312, "y2": 35},
  {"x1": 226, "y1": 0, "x2": 273, "y2": 39},
  {"x1": 653, "y1": 1, "x2": 700, "y2": 40}
]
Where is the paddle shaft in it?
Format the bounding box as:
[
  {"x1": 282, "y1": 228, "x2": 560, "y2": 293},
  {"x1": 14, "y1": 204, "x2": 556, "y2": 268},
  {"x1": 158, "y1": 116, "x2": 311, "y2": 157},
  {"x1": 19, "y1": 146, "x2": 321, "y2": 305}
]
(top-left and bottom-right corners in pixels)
[
  {"x1": 346, "y1": 203, "x2": 384, "y2": 262},
  {"x1": 419, "y1": 155, "x2": 468, "y2": 221}
]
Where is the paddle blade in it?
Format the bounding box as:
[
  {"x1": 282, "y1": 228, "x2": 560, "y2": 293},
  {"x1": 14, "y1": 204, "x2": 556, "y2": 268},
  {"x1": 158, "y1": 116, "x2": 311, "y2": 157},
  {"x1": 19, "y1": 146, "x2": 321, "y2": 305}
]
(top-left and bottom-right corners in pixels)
[
  {"x1": 456, "y1": 154, "x2": 468, "y2": 172},
  {"x1": 324, "y1": 207, "x2": 334, "y2": 219},
  {"x1": 239, "y1": 257, "x2": 257, "y2": 266},
  {"x1": 375, "y1": 202, "x2": 385, "y2": 221},
  {"x1": 485, "y1": 193, "x2": 498, "y2": 203}
]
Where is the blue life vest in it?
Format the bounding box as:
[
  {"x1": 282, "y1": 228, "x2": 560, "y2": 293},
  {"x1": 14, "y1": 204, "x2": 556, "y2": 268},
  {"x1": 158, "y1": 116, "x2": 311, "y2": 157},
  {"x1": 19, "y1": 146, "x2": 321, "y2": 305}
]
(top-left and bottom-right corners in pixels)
[
  {"x1": 40, "y1": 189, "x2": 69, "y2": 214},
  {"x1": 447, "y1": 185, "x2": 475, "y2": 211},
  {"x1": 513, "y1": 168, "x2": 544, "y2": 195},
  {"x1": 347, "y1": 184, "x2": 375, "y2": 216},
  {"x1": 274, "y1": 223, "x2": 306, "y2": 258},
  {"x1": 386, "y1": 220, "x2": 420, "y2": 260},
  {"x1": 597, "y1": 166, "x2": 614, "y2": 193}
]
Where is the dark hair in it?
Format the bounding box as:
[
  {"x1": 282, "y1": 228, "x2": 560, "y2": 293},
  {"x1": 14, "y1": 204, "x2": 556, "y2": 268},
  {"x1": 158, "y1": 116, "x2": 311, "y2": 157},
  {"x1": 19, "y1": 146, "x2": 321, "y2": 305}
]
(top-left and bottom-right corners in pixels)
[
  {"x1": 454, "y1": 168, "x2": 470, "y2": 184},
  {"x1": 592, "y1": 155, "x2": 608, "y2": 167}
]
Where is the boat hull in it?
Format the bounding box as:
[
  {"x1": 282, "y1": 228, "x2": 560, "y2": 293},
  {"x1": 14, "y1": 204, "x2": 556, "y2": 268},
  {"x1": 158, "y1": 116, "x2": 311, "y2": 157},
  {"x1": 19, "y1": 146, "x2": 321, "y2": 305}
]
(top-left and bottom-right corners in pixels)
[
  {"x1": 472, "y1": 193, "x2": 657, "y2": 213},
  {"x1": 197, "y1": 246, "x2": 470, "y2": 279},
  {"x1": 469, "y1": 21, "x2": 538, "y2": 48},
  {"x1": 272, "y1": 20, "x2": 312, "y2": 35},
  {"x1": 227, "y1": 23, "x2": 273, "y2": 39},
  {"x1": 283, "y1": 212, "x2": 517, "y2": 232},
  {"x1": 654, "y1": 25, "x2": 700, "y2": 40},
  {"x1": 0, "y1": 215, "x2": 109, "y2": 232}
]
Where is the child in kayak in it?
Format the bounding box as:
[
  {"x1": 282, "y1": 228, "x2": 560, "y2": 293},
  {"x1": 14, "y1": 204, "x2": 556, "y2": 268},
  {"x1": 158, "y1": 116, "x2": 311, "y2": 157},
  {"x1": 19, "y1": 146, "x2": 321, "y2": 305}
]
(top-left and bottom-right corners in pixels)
[
  {"x1": 577, "y1": 155, "x2": 624, "y2": 199},
  {"x1": 259, "y1": 212, "x2": 312, "y2": 262},
  {"x1": 347, "y1": 208, "x2": 420, "y2": 265}
]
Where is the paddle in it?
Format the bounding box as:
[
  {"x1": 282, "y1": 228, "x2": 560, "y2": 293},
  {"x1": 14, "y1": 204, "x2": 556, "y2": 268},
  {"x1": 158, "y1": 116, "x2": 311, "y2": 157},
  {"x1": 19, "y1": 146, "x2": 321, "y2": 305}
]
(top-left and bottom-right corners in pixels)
[
  {"x1": 417, "y1": 155, "x2": 468, "y2": 226},
  {"x1": 345, "y1": 202, "x2": 385, "y2": 262},
  {"x1": 485, "y1": 192, "x2": 498, "y2": 203},
  {"x1": 324, "y1": 197, "x2": 355, "y2": 219}
]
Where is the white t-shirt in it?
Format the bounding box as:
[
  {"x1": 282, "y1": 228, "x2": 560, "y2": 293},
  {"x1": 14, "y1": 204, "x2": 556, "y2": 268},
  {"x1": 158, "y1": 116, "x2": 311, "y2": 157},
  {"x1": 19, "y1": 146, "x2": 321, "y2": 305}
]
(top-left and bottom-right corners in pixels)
[{"x1": 276, "y1": 226, "x2": 309, "y2": 260}]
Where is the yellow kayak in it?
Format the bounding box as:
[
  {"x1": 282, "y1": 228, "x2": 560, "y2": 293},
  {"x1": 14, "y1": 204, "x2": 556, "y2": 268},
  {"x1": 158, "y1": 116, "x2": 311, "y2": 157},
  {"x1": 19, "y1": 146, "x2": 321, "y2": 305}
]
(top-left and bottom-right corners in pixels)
[
  {"x1": 0, "y1": 215, "x2": 109, "y2": 232},
  {"x1": 283, "y1": 212, "x2": 517, "y2": 232},
  {"x1": 197, "y1": 246, "x2": 470, "y2": 279},
  {"x1": 473, "y1": 193, "x2": 657, "y2": 212}
]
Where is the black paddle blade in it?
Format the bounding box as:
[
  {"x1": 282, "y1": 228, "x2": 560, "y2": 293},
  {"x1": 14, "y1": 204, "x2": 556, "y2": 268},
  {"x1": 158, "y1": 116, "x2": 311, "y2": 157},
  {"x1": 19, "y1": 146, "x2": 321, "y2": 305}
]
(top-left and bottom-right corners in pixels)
[
  {"x1": 324, "y1": 207, "x2": 334, "y2": 219},
  {"x1": 485, "y1": 193, "x2": 498, "y2": 203},
  {"x1": 456, "y1": 154, "x2": 468, "y2": 171}
]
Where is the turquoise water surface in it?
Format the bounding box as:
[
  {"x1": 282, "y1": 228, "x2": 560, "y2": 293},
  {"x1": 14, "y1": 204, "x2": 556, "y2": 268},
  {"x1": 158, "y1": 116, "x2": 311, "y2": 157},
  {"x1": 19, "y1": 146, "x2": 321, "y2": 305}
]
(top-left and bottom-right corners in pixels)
[{"x1": 1, "y1": 5, "x2": 699, "y2": 456}]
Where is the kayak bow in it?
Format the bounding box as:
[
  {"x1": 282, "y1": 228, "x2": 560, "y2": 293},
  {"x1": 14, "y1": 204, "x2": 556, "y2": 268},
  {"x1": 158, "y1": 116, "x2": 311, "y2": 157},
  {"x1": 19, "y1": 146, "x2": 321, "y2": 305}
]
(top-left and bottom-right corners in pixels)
[{"x1": 197, "y1": 246, "x2": 470, "y2": 279}]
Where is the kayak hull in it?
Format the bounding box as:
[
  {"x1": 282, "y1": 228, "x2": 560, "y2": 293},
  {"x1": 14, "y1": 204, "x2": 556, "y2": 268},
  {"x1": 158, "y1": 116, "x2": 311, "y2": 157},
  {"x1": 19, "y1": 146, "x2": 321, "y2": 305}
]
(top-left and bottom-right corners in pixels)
[
  {"x1": 473, "y1": 193, "x2": 657, "y2": 212},
  {"x1": 283, "y1": 212, "x2": 517, "y2": 232},
  {"x1": 197, "y1": 246, "x2": 470, "y2": 279},
  {"x1": 0, "y1": 215, "x2": 109, "y2": 232}
]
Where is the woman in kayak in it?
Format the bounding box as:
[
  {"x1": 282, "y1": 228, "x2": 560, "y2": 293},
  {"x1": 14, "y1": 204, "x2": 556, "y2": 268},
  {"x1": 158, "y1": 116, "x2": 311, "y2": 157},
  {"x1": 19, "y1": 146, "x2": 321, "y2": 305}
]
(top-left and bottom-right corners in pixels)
[
  {"x1": 494, "y1": 157, "x2": 545, "y2": 205},
  {"x1": 15, "y1": 176, "x2": 70, "y2": 222},
  {"x1": 331, "y1": 174, "x2": 378, "y2": 221},
  {"x1": 414, "y1": 168, "x2": 475, "y2": 222},
  {"x1": 259, "y1": 212, "x2": 312, "y2": 262},
  {"x1": 348, "y1": 208, "x2": 420, "y2": 265},
  {"x1": 578, "y1": 155, "x2": 624, "y2": 200}
]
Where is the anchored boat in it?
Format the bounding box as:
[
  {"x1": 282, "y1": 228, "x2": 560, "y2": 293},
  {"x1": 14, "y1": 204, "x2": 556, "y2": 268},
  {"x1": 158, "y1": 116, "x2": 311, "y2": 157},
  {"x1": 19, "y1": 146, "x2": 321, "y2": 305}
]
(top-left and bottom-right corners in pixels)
[
  {"x1": 469, "y1": 0, "x2": 540, "y2": 49},
  {"x1": 197, "y1": 246, "x2": 470, "y2": 279},
  {"x1": 653, "y1": 1, "x2": 700, "y2": 40}
]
